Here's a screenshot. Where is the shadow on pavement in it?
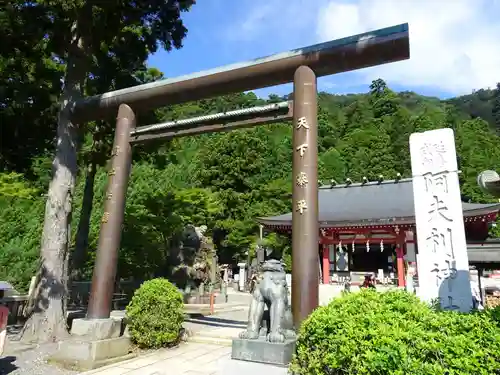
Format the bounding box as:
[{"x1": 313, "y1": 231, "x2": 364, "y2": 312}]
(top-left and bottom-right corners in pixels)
[
  {"x1": 186, "y1": 315, "x2": 246, "y2": 329},
  {"x1": 0, "y1": 356, "x2": 18, "y2": 375}
]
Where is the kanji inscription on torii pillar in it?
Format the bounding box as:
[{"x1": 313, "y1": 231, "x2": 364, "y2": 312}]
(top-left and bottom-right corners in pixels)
[
  {"x1": 296, "y1": 143, "x2": 308, "y2": 157},
  {"x1": 296, "y1": 171, "x2": 308, "y2": 187},
  {"x1": 291, "y1": 66, "x2": 319, "y2": 328},
  {"x1": 294, "y1": 117, "x2": 310, "y2": 215},
  {"x1": 410, "y1": 128, "x2": 472, "y2": 312},
  {"x1": 296, "y1": 116, "x2": 310, "y2": 130}
]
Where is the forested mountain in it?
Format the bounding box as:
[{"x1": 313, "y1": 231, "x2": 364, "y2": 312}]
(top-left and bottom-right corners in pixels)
[
  {"x1": 2, "y1": 75, "x2": 500, "y2": 291},
  {"x1": 447, "y1": 88, "x2": 496, "y2": 126}
]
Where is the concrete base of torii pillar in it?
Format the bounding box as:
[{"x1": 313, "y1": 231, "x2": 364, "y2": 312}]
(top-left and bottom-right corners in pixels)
[{"x1": 49, "y1": 313, "x2": 134, "y2": 371}]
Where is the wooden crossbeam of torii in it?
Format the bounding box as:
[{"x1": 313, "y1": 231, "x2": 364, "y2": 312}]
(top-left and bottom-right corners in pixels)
[
  {"x1": 82, "y1": 23, "x2": 410, "y2": 329},
  {"x1": 129, "y1": 101, "x2": 294, "y2": 143}
]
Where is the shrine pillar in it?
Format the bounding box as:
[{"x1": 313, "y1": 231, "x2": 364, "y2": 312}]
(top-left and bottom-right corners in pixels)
[
  {"x1": 395, "y1": 241, "x2": 406, "y2": 288},
  {"x1": 322, "y1": 244, "x2": 330, "y2": 284}
]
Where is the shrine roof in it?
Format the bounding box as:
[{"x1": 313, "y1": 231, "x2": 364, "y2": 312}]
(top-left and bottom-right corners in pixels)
[{"x1": 258, "y1": 178, "x2": 500, "y2": 229}]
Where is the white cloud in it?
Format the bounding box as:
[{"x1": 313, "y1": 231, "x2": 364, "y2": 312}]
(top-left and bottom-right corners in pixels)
[
  {"x1": 224, "y1": 0, "x2": 318, "y2": 43},
  {"x1": 232, "y1": 4, "x2": 276, "y2": 40},
  {"x1": 316, "y1": 0, "x2": 500, "y2": 94}
]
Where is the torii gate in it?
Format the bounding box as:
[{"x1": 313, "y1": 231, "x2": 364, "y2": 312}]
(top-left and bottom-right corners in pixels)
[{"x1": 73, "y1": 23, "x2": 410, "y2": 329}]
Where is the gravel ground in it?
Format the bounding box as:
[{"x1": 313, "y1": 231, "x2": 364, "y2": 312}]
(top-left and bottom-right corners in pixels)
[{"x1": 0, "y1": 327, "x2": 77, "y2": 375}]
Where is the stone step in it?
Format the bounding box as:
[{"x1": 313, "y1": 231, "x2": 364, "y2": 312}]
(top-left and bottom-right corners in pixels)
[
  {"x1": 194, "y1": 328, "x2": 240, "y2": 339},
  {"x1": 187, "y1": 335, "x2": 233, "y2": 346},
  {"x1": 184, "y1": 304, "x2": 247, "y2": 315},
  {"x1": 66, "y1": 304, "x2": 248, "y2": 326}
]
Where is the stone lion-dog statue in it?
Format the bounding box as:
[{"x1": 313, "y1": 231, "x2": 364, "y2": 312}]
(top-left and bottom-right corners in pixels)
[{"x1": 239, "y1": 258, "x2": 296, "y2": 343}]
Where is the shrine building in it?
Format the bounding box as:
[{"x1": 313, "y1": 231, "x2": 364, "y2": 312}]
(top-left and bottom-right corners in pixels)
[{"x1": 258, "y1": 177, "x2": 500, "y2": 287}]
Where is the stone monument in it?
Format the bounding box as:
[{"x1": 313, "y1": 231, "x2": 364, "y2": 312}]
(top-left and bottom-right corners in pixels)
[
  {"x1": 231, "y1": 248, "x2": 296, "y2": 367},
  {"x1": 409, "y1": 128, "x2": 472, "y2": 312}
]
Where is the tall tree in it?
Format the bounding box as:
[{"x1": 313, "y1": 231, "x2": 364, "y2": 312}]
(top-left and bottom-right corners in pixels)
[
  {"x1": 18, "y1": 0, "x2": 195, "y2": 343},
  {"x1": 0, "y1": 4, "x2": 62, "y2": 174},
  {"x1": 492, "y1": 82, "x2": 500, "y2": 130},
  {"x1": 339, "y1": 126, "x2": 398, "y2": 181}
]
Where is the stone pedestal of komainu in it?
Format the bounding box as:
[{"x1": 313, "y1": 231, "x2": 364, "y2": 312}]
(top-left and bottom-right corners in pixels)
[{"x1": 231, "y1": 259, "x2": 296, "y2": 366}]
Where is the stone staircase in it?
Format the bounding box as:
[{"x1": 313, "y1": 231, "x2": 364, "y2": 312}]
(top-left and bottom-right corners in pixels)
[{"x1": 183, "y1": 311, "x2": 248, "y2": 347}]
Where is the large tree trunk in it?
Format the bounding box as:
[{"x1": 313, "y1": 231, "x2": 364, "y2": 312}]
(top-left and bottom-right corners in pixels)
[
  {"x1": 21, "y1": 32, "x2": 88, "y2": 343},
  {"x1": 21, "y1": 95, "x2": 78, "y2": 343},
  {"x1": 71, "y1": 162, "x2": 96, "y2": 279}
]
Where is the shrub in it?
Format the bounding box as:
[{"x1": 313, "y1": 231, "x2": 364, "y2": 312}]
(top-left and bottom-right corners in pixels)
[
  {"x1": 488, "y1": 305, "x2": 500, "y2": 326},
  {"x1": 290, "y1": 289, "x2": 500, "y2": 375},
  {"x1": 126, "y1": 278, "x2": 184, "y2": 348}
]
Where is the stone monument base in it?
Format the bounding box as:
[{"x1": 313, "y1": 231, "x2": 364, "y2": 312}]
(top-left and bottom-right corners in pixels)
[
  {"x1": 49, "y1": 317, "x2": 134, "y2": 370},
  {"x1": 231, "y1": 338, "x2": 296, "y2": 367}
]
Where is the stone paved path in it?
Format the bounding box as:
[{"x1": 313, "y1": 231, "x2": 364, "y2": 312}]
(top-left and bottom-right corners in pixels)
[
  {"x1": 78, "y1": 342, "x2": 287, "y2": 375},
  {"x1": 78, "y1": 307, "x2": 287, "y2": 375}
]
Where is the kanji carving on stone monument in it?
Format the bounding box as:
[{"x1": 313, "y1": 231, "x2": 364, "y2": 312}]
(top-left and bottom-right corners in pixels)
[
  {"x1": 427, "y1": 194, "x2": 452, "y2": 222},
  {"x1": 424, "y1": 172, "x2": 448, "y2": 193},
  {"x1": 426, "y1": 227, "x2": 451, "y2": 254},
  {"x1": 420, "y1": 140, "x2": 447, "y2": 170},
  {"x1": 425, "y1": 174, "x2": 457, "y2": 295},
  {"x1": 431, "y1": 258, "x2": 457, "y2": 287}
]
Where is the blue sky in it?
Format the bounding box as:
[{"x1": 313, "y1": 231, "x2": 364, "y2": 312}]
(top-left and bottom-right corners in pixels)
[{"x1": 147, "y1": 0, "x2": 500, "y2": 100}]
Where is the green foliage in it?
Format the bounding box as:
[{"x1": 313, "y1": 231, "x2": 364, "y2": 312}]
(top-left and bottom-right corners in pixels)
[
  {"x1": 290, "y1": 290, "x2": 500, "y2": 375},
  {"x1": 0, "y1": 4, "x2": 62, "y2": 173},
  {"x1": 488, "y1": 305, "x2": 500, "y2": 326},
  {"x1": 0, "y1": 173, "x2": 43, "y2": 290},
  {"x1": 449, "y1": 88, "x2": 495, "y2": 127},
  {"x1": 121, "y1": 182, "x2": 223, "y2": 279},
  {"x1": 1, "y1": 0, "x2": 195, "y2": 182},
  {"x1": 339, "y1": 125, "x2": 398, "y2": 180},
  {"x1": 0, "y1": 173, "x2": 39, "y2": 198},
  {"x1": 0, "y1": 172, "x2": 44, "y2": 292},
  {"x1": 70, "y1": 162, "x2": 224, "y2": 280},
  {"x1": 319, "y1": 148, "x2": 346, "y2": 181},
  {"x1": 455, "y1": 118, "x2": 500, "y2": 204},
  {"x1": 126, "y1": 278, "x2": 184, "y2": 348},
  {"x1": 257, "y1": 232, "x2": 292, "y2": 272},
  {"x1": 0, "y1": 196, "x2": 44, "y2": 291}
]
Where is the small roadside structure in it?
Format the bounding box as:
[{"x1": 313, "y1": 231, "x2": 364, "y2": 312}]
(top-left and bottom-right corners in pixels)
[{"x1": 0, "y1": 281, "x2": 13, "y2": 356}]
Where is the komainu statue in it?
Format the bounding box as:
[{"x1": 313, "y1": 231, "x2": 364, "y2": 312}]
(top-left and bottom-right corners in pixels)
[{"x1": 239, "y1": 258, "x2": 296, "y2": 343}]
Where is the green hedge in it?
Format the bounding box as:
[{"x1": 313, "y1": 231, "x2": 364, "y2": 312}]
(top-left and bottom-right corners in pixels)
[
  {"x1": 290, "y1": 289, "x2": 500, "y2": 375},
  {"x1": 126, "y1": 278, "x2": 184, "y2": 348}
]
